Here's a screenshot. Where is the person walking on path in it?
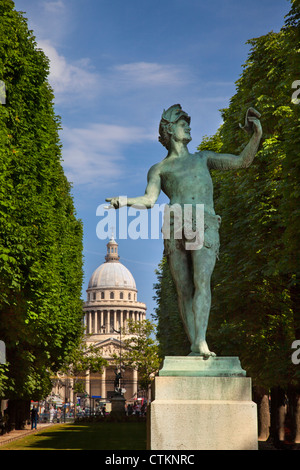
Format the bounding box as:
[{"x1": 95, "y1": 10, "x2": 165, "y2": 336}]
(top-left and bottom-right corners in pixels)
[{"x1": 30, "y1": 406, "x2": 38, "y2": 430}]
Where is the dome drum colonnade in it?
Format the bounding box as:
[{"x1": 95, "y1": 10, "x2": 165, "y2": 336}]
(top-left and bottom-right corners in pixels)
[{"x1": 84, "y1": 309, "x2": 146, "y2": 336}]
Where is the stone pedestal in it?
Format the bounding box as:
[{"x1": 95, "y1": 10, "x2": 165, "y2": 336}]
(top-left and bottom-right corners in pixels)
[
  {"x1": 110, "y1": 394, "x2": 126, "y2": 417},
  {"x1": 148, "y1": 357, "x2": 258, "y2": 450}
]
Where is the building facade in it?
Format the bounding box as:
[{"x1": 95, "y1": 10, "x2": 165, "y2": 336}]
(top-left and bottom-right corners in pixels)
[
  {"x1": 50, "y1": 237, "x2": 147, "y2": 410},
  {"x1": 82, "y1": 236, "x2": 147, "y2": 403}
]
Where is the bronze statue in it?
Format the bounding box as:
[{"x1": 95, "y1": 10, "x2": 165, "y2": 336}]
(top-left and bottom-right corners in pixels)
[{"x1": 106, "y1": 105, "x2": 262, "y2": 357}]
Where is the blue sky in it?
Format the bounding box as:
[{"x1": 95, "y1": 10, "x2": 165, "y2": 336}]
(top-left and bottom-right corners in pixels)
[{"x1": 13, "y1": 0, "x2": 291, "y2": 319}]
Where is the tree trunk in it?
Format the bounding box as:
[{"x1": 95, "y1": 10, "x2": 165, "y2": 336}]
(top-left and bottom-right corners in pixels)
[
  {"x1": 270, "y1": 387, "x2": 287, "y2": 447},
  {"x1": 254, "y1": 387, "x2": 270, "y2": 441},
  {"x1": 7, "y1": 399, "x2": 30, "y2": 430},
  {"x1": 295, "y1": 394, "x2": 300, "y2": 443},
  {"x1": 287, "y1": 385, "x2": 300, "y2": 444}
]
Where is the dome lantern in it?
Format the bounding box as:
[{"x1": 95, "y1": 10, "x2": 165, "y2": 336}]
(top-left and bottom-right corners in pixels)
[{"x1": 105, "y1": 234, "x2": 120, "y2": 263}]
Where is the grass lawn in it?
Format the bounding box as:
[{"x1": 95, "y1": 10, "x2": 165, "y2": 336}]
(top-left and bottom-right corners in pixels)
[{"x1": 1, "y1": 421, "x2": 147, "y2": 450}]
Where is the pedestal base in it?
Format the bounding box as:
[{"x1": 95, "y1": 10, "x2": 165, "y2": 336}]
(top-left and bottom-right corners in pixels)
[
  {"x1": 148, "y1": 357, "x2": 258, "y2": 450},
  {"x1": 110, "y1": 394, "x2": 126, "y2": 417}
]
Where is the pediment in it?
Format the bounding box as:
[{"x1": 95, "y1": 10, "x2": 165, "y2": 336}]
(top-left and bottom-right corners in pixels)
[{"x1": 93, "y1": 337, "x2": 123, "y2": 358}]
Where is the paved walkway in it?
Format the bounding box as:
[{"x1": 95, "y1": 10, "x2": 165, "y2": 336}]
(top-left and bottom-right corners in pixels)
[{"x1": 0, "y1": 423, "x2": 55, "y2": 447}]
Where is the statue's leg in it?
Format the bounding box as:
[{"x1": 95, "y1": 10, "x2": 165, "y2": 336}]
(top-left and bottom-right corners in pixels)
[
  {"x1": 167, "y1": 249, "x2": 195, "y2": 346},
  {"x1": 190, "y1": 247, "x2": 216, "y2": 356}
]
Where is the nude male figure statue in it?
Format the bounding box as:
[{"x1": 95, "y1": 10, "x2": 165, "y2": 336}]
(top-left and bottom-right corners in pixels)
[{"x1": 106, "y1": 104, "x2": 262, "y2": 357}]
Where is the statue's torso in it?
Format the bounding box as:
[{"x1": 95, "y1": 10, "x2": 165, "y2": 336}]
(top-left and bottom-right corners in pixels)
[{"x1": 159, "y1": 151, "x2": 215, "y2": 214}]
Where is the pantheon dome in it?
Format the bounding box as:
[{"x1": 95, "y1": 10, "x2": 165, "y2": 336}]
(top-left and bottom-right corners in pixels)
[
  {"x1": 88, "y1": 239, "x2": 136, "y2": 291},
  {"x1": 83, "y1": 236, "x2": 146, "y2": 338}
]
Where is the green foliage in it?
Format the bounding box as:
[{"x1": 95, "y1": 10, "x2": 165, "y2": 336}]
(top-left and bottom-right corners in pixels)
[
  {"x1": 153, "y1": 257, "x2": 190, "y2": 357},
  {"x1": 61, "y1": 338, "x2": 109, "y2": 376},
  {"x1": 154, "y1": 1, "x2": 300, "y2": 390},
  {"x1": 0, "y1": 363, "x2": 9, "y2": 397},
  {"x1": 0, "y1": 1, "x2": 83, "y2": 400},
  {"x1": 202, "y1": 1, "x2": 300, "y2": 389},
  {"x1": 118, "y1": 319, "x2": 161, "y2": 391}
]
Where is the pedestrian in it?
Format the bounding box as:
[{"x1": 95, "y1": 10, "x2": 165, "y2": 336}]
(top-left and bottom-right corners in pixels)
[
  {"x1": 141, "y1": 403, "x2": 147, "y2": 416},
  {"x1": 30, "y1": 406, "x2": 38, "y2": 430},
  {"x1": 49, "y1": 406, "x2": 55, "y2": 423}
]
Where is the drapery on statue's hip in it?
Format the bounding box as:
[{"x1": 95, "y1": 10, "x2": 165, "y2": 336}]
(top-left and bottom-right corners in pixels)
[{"x1": 162, "y1": 206, "x2": 221, "y2": 258}]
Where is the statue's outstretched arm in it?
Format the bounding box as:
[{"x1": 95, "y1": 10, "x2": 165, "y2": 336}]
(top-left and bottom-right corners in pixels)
[{"x1": 106, "y1": 163, "x2": 161, "y2": 209}]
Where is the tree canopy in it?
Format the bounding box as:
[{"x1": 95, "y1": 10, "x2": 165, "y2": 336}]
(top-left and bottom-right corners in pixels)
[
  {"x1": 117, "y1": 319, "x2": 161, "y2": 392},
  {"x1": 154, "y1": 0, "x2": 300, "y2": 391},
  {"x1": 0, "y1": 0, "x2": 83, "y2": 402}
]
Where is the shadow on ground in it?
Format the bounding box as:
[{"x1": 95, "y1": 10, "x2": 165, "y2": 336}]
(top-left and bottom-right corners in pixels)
[{"x1": 14, "y1": 422, "x2": 147, "y2": 450}]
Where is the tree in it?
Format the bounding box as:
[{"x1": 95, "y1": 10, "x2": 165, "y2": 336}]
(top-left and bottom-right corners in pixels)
[
  {"x1": 206, "y1": 0, "x2": 298, "y2": 382},
  {"x1": 153, "y1": 257, "x2": 190, "y2": 357},
  {"x1": 117, "y1": 319, "x2": 161, "y2": 398},
  {"x1": 153, "y1": 0, "x2": 300, "y2": 445},
  {"x1": 0, "y1": 1, "x2": 83, "y2": 428},
  {"x1": 198, "y1": 0, "x2": 300, "y2": 444}
]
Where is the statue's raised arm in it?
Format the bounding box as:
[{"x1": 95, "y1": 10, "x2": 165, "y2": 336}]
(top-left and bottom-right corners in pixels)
[{"x1": 205, "y1": 107, "x2": 262, "y2": 171}]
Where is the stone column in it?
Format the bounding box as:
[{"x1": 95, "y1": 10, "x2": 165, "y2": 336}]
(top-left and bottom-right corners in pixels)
[
  {"x1": 85, "y1": 370, "x2": 90, "y2": 397},
  {"x1": 100, "y1": 311, "x2": 104, "y2": 332},
  {"x1": 89, "y1": 312, "x2": 92, "y2": 334},
  {"x1": 70, "y1": 377, "x2": 74, "y2": 405},
  {"x1": 114, "y1": 310, "x2": 117, "y2": 331},
  {"x1": 107, "y1": 310, "x2": 110, "y2": 333},
  {"x1": 101, "y1": 367, "x2": 106, "y2": 399},
  {"x1": 95, "y1": 310, "x2": 98, "y2": 334},
  {"x1": 133, "y1": 369, "x2": 138, "y2": 399}
]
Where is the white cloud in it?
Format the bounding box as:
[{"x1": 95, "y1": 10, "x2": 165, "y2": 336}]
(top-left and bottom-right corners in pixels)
[
  {"x1": 113, "y1": 62, "x2": 189, "y2": 87},
  {"x1": 43, "y1": 0, "x2": 65, "y2": 13},
  {"x1": 38, "y1": 39, "x2": 188, "y2": 106},
  {"x1": 38, "y1": 40, "x2": 100, "y2": 103},
  {"x1": 60, "y1": 123, "x2": 154, "y2": 186}
]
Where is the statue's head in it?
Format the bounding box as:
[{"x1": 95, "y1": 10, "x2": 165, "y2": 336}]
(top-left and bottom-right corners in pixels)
[{"x1": 159, "y1": 104, "x2": 191, "y2": 149}]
